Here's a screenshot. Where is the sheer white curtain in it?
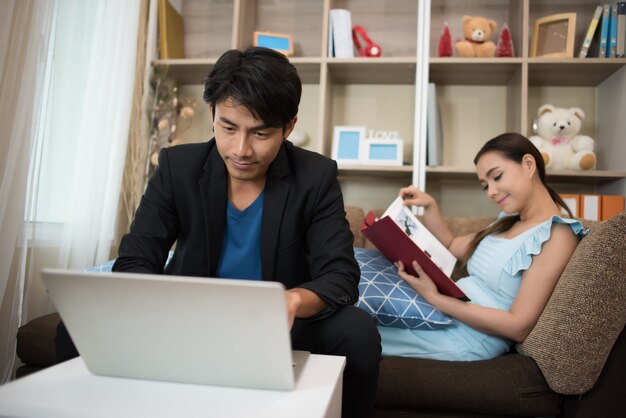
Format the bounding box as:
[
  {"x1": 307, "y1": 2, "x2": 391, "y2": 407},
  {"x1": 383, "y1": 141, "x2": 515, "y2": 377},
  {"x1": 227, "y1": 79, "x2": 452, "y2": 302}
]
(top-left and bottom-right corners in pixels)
[
  {"x1": 0, "y1": 0, "x2": 140, "y2": 382},
  {"x1": 51, "y1": 1, "x2": 140, "y2": 269},
  {"x1": 0, "y1": 0, "x2": 57, "y2": 384}
]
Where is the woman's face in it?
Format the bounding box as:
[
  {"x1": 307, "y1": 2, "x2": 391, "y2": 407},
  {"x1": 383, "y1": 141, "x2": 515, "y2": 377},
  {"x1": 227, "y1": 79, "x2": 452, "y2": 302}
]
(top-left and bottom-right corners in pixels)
[{"x1": 475, "y1": 151, "x2": 534, "y2": 214}]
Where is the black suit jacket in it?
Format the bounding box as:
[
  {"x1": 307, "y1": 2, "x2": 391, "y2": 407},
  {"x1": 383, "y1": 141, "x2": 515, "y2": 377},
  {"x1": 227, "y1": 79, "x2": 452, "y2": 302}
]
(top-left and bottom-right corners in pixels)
[{"x1": 113, "y1": 139, "x2": 359, "y2": 317}]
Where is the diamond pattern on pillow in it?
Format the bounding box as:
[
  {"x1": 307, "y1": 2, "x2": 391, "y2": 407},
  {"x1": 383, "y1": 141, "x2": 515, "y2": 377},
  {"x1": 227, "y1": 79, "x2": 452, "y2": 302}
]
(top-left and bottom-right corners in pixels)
[
  {"x1": 355, "y1": 248, "x2": 452, "y2": 329},
  {"x1": 86, "y1": 260, "x2": 115, "y2": 272}
]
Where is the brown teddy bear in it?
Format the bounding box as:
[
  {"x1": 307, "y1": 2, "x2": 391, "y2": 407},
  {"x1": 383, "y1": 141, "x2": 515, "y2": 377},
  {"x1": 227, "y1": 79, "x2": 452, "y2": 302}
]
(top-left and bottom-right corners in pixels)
[{"x1": 455, "y1": 16, "x2": 497, "y2": 57}]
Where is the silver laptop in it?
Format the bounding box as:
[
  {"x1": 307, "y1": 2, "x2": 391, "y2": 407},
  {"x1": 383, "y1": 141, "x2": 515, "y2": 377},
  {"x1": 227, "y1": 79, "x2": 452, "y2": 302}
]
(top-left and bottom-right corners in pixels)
[{"x1": 41, "y1": 268, "x2": 309, "y2": 390}]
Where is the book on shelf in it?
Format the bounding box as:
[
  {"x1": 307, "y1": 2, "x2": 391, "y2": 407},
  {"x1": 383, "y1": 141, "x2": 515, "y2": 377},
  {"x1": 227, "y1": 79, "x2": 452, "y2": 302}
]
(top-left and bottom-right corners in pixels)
[
  {"x1": 601, "y1": 195, "x2": 625, "y2": 220},
  {"x1": 617, "y1": 2, "x2": 626, "y2": 58},
  {"x1": 328, "y1": 9, "x2": 354, "y2": 58},
  {"x1": 361, "y1": 197, "x2": 469, "y2": 301},
  {"x1": 158, "y1": 0, "x2": 185, "y2": 59},
  {"x1": 574, "y1": 194, "x2": 624, "y2": 221},
  {"x1": 581, "y1": 194, "x2": 601, "y2": 221},
  {"x1": 426, "y1": 83, "x2": 443, "y2": 166},
  {"x1": 579, "y1": 5, "x2": 603, "y2": 57},
  {"x1": 600, "y1": 4, "x2": 612, "y2": 58},
  {"x1": 610, "y1": 2, "x2": 619, "y2": 57},
  {"x1": 559, "y1": 194, "x2": 581, "y2": 218}
]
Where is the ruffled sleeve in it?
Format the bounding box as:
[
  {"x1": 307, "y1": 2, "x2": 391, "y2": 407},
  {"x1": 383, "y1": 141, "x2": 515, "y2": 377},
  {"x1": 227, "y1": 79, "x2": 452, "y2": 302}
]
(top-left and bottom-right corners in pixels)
[{"x1": 503, "y1": 216, "x2": 588, "y2": 276}]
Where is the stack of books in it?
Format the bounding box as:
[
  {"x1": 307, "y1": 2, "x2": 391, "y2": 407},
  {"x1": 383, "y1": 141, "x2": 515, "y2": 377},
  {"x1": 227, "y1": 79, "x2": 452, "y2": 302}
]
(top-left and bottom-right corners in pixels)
[{"x1": 579, "y1": 3, "x2": 626, "y2": 58}]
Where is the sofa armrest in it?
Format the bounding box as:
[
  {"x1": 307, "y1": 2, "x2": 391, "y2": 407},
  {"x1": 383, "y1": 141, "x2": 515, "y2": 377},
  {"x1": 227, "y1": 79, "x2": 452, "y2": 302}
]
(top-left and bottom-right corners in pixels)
[
  {"x1": 520, "y1": 212, "x2": 626, "y2": 395},
  {"x1": 562, "y1": 323, "x2": 626, "y2": 417},
  {"x1": 16, "y1": 312, "x2": 61, "y2": 367}
]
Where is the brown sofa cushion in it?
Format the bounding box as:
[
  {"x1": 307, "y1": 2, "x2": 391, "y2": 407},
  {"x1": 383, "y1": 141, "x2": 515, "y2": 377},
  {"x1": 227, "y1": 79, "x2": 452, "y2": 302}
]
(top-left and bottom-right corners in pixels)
[
  {"x1": 16, "y1": 312, "x2": 61, "y2": 367},
  {"x1": 520, "y1": 211, "x2": 626, "y2": 395},
  {"x1": 376, "y1": 354, "x2": 562, "y2": 416},
  {"x1": 345, "y1": 205, "x2": 365, "y2": 248}
]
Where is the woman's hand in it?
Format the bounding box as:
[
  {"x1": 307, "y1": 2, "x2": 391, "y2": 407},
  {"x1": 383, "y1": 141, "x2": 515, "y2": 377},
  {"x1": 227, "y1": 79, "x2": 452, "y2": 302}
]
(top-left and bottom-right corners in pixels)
[
  {"x1": 399, "y1": 185, "x2": 436, "y2": 210},
  {"x1": 395, "y1": 260, "x2": 439, "y2": 300}
]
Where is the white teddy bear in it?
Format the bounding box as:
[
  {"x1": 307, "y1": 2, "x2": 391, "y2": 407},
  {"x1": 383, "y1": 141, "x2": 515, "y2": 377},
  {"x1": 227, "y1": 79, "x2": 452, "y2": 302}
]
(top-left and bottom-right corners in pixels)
[{"x1": 529, "y1": 104, "x2": 596, "y2": 171}]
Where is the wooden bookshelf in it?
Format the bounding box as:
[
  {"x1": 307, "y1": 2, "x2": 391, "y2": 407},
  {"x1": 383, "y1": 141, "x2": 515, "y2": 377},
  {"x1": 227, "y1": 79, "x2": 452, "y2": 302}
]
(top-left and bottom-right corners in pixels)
[
  {"x1": 150, "y1": 0, "x2": 626, "y2": 213},
  {"x1": 425, "y1": 0, "x2": 626, "y2": 214}
]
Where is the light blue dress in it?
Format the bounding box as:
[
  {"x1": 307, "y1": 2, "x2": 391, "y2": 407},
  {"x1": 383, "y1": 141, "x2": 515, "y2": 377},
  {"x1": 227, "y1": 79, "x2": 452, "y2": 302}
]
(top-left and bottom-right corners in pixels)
[{"x1": 378, "y1": 215, "x2": 587, "y2": 361}]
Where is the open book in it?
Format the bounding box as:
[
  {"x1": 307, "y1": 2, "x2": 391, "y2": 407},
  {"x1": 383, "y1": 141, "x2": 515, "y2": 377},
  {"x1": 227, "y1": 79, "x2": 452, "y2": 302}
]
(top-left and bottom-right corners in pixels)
[{"x1": 361, "y1": 197, "x2": 469, "y2": 301}]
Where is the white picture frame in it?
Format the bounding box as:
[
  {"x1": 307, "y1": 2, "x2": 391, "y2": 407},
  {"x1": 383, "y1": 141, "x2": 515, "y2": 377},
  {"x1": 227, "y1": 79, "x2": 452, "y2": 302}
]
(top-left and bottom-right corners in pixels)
[
  {"x1": 332, "y1": 126, "x2": 367, "y2": 165},
  {"x1": 362, "y1": 138, "x2": 404, "y2": 166}
]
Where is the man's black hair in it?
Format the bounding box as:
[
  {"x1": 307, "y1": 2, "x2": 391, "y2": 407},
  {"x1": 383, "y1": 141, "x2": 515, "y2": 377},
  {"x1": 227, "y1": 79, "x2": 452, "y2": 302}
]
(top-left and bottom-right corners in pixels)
[{"x1": 203, "y1": 47, "x2": 302, "y2": 130}]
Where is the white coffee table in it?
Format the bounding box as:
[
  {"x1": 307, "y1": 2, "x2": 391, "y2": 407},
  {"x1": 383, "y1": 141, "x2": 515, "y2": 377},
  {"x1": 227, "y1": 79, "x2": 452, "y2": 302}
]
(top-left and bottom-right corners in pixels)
[{"x1": 0, "y1": 354, "x2": 345, "y2": 418}]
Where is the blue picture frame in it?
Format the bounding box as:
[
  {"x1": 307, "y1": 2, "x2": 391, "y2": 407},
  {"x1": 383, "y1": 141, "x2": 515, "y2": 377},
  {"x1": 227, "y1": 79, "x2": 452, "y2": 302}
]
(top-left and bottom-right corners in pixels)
[
  {"x1": 363, "y1": 138, "x2": 404, "y2": 166},
  {"x1": 253, "y1": 31, "x2": 294, "y2": 56}
]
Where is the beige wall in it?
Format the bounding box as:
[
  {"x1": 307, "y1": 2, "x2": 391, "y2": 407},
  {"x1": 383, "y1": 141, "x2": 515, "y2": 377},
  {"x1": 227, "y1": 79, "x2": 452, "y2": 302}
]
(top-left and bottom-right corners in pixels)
[{"x1": 438, "y1": 85, "x2": 509, "y2": 168}]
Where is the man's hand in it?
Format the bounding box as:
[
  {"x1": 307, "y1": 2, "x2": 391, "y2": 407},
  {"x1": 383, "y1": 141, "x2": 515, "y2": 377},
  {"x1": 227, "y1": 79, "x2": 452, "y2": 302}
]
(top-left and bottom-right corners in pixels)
[
  {"x1": 285, "y1": 290, "x2": 302, "y2": 330},
  {"x1": 285, "y1": 288, "x2": 327, "y2": 330}
]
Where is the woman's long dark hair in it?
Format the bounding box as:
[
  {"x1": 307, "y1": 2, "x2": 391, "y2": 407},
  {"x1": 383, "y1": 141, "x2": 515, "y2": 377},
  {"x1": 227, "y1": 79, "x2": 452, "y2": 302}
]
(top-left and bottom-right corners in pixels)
[{"x1": 462, "y1": 133, "x2": 572, "y2": 265}]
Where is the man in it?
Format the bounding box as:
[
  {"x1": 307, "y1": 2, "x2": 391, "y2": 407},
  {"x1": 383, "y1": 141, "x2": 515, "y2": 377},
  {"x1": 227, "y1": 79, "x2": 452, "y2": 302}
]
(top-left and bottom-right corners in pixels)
[{"x1": 112, "y1": 47, "x2": 381, "y2": 417}]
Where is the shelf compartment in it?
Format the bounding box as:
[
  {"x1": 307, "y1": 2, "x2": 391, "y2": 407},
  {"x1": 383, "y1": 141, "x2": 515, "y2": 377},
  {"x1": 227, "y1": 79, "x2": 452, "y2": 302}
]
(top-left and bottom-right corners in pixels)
[
  {"x1": 328, "y1": 83, "x2": 416, "y2": 164},
  {"x1": 528, "y1": 59, "x2": 626, "y2": 86},
  {"x1": 153, "y1": 57, "x2": 322, "y2": 85},
  {"x1": 334, "y1": 0, "x2": 418, "y2": 58},
  {"x1": 426, "y1": 165, "x2": 626, "y2": 184},
  {"x1": 430, "y1": 0, "x2": 524, "y2": 59},
  {"x1": 429, "y1": 58, "x2": 523, "y2": 85},
  {"x1": 338, "y1": 164, "x2": 414, "y2": 176},
  {"x1": 528, "y1": 0, "x2": 603, "y2": 61},
  {"x1": 326, "y1": 58, "x2": 417, "y2": 84},
  {"x1": 338, "y1": 164, "x2": 413, "y2": 173},
  {"x1": 182, "y1": 0, "x2": 234, "y2": 59},
  {"x1": 153, "y1": 59, "x2": 217, "y2": 85},
  {"x1": 236, "y1": 0, "x2": 325, "y2": 57}
]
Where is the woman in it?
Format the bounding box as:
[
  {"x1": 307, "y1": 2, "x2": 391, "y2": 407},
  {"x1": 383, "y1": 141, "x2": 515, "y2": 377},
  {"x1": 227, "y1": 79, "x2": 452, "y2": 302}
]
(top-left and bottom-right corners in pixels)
[{"x1": 380, "y1": 133, "x2": 587, "y2": 361}]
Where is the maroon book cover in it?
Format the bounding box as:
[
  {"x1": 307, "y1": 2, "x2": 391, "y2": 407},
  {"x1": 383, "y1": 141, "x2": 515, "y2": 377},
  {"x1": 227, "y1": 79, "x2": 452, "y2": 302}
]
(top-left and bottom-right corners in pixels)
[{"x1": 361, "y1": 212, "x2": 470, "y2": 301}]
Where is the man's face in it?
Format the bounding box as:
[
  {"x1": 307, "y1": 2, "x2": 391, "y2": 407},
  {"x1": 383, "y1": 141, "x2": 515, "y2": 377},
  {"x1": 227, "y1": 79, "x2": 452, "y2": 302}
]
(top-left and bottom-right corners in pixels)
[{"x1": 212, "y1": 98, "x2": 296, "y2": 186}]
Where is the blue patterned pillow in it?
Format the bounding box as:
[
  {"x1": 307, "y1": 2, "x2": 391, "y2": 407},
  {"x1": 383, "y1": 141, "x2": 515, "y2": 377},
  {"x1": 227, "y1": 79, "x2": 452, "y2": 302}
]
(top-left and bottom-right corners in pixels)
[
  {"x1": 86, "y1": 259, "x2": 115, "y2": 272},
  {"x1": 354, "y1": 248, "x2": 452, "y2": 329}
]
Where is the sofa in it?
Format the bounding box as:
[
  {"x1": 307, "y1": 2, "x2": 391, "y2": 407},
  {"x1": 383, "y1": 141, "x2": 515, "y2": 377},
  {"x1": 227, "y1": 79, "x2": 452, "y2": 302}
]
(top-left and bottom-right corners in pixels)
[{"x1": 16, "y1": 208, "x2": 626, "y2": 418}]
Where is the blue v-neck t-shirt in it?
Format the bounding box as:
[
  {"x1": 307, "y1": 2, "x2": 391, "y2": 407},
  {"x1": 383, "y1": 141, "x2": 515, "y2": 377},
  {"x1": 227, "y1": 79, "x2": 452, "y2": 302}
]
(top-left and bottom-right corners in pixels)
[{"x1": 216, "y1": 192, "x2": 264, "y2": 280}]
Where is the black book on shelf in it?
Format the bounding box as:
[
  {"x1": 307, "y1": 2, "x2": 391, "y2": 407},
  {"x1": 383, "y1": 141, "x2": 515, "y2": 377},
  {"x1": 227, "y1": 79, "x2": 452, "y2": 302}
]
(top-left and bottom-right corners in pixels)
[
  {"x1": 579, "y1": 5, "x2": 603, "y2": 57},
  {"x1": 587, "y1": 7, "x2": 606, "y2": 58},
  {"x1": 617, "y1": 2, "x2": 626, "y2": 58}
]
